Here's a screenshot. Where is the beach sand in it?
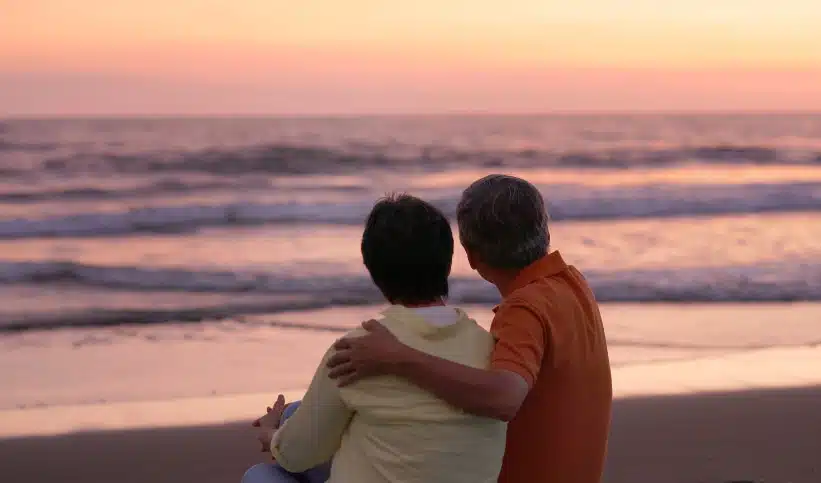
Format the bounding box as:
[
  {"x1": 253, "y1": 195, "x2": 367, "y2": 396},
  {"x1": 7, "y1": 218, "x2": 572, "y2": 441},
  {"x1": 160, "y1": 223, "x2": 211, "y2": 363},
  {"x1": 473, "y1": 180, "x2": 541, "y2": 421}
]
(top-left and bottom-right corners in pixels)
[
  {"x1": 2, "y1": 303, "x2": 820, "y2": 482},
  {"x1": 605, "y1": 386, "x2": 821, "y2": 483},
  {"x1": 1, "y1": 386, "x2": 819, "y2": 483}
]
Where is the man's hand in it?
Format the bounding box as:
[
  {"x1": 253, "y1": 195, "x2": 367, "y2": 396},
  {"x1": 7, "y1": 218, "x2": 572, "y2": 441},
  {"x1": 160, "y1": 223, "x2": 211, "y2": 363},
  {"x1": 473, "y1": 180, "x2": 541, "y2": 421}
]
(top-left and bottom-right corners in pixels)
[
  {"x1": 326, "y1": 319, "x2": 407, "y2": 386},
  {"x1": 252, "y1": 394, "x2": 286, "y2": 454}
]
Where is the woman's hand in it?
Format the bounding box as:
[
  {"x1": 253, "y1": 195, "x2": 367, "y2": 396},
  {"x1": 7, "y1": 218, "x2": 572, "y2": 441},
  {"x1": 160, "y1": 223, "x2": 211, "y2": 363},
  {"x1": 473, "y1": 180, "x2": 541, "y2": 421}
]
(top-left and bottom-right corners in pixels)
[{"x1": 252, "y1": 394, "x2": 286, "y2": 453}]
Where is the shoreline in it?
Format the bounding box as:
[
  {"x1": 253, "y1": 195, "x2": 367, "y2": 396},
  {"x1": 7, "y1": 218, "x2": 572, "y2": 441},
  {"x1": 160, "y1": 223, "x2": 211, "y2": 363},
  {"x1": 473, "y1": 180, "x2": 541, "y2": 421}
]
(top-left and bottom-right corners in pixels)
[
  {"x1": 3, "y1": 302, "x2": 820, "y2": 449},
  {"x1": 3, "y1": 343, "x2": 821, "y2": 439},
  {"x1": 2, "y1": 385, "x2": 819, "y2": 483}
]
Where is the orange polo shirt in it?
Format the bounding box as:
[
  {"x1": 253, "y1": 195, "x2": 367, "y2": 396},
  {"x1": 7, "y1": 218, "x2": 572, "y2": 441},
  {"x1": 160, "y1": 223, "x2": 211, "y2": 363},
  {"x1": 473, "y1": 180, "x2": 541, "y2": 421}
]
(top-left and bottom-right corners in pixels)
[{"x1": 490, "y1": 251, "x2": 612, "y2": 483}]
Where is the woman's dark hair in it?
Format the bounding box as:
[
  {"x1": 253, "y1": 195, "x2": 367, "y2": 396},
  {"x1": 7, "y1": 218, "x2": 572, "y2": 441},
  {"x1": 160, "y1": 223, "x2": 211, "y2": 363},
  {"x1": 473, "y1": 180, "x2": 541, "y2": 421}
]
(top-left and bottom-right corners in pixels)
[{"x1": 361, "y1": 194, "x2": 453, "y2": 305}]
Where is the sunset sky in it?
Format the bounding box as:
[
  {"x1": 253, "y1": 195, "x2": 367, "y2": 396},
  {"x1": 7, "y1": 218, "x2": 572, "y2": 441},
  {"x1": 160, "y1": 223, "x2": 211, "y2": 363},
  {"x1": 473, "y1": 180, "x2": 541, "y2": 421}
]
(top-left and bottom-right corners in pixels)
[{"x1": 2, "y1": 0, "x2": 820, "y2": 116}]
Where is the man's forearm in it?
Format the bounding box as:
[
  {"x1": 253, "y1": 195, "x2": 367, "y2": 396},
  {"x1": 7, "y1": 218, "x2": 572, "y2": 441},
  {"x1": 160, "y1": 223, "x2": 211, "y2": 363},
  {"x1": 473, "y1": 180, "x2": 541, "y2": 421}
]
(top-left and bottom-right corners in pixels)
[{"x1": 392, "y1": 346, "x2": 526, "y2": 421}]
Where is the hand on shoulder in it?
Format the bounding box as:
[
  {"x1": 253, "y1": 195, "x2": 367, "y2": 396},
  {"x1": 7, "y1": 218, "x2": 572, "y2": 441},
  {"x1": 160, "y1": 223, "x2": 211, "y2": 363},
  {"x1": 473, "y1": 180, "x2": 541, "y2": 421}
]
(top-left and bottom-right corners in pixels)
[{"x1": 325, "y1": 319, "x2": 408, "y2": 386}]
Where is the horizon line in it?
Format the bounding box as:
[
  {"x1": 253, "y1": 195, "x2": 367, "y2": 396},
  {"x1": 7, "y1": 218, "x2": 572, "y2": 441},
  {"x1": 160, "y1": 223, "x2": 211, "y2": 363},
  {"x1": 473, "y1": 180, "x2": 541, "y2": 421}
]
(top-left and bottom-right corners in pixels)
[{"x1": 4, "y1": 109, "x2": 821, "y2": 121}]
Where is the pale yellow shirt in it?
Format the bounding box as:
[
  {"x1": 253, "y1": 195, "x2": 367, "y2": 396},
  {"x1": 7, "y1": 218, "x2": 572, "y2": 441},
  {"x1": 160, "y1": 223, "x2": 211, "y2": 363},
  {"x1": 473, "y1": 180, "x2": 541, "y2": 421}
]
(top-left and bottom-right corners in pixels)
[{"x1": 271, "y1": 305, "x2": 507, "y2": 483}]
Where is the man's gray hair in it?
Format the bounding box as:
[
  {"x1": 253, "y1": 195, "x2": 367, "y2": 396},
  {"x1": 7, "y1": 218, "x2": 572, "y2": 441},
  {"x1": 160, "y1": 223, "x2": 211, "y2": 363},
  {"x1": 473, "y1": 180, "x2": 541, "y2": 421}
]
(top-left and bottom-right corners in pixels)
[{"x1": 456, "y1": 174, "x2": 550, "y2": 269}]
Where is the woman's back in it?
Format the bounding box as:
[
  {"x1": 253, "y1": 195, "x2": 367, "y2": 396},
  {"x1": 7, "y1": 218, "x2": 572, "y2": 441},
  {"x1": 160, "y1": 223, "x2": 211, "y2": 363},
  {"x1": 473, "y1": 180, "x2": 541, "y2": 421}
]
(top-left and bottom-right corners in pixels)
[{"x1": 331, "y1": 306, "x2": 506, "y2": 483}]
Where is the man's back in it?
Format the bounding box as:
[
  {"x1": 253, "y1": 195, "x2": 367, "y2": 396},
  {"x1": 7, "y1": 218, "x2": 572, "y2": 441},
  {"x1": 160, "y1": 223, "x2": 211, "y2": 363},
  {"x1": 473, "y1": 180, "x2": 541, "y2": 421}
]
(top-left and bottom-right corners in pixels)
[
  {"x1": 335, "y1": 306, "x2": 506, "y2": 483},
  {"x1": 490, "y1": 251, "x2": 612, "y2": 483}
]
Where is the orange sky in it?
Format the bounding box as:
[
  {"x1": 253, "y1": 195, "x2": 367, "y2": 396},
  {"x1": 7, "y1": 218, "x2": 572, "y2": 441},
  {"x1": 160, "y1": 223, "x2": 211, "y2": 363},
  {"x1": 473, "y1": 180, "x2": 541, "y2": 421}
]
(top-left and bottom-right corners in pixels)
[{"x1": 2, "y1": 0, "x2": 820, "y2": 115}]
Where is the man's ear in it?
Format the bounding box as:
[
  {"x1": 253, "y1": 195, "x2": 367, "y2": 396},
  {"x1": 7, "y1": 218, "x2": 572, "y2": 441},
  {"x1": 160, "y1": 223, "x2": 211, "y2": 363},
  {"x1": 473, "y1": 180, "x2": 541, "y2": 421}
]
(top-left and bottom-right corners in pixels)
[{"x1": 463, "y1": 245, "x2": 478, "y2": 270}]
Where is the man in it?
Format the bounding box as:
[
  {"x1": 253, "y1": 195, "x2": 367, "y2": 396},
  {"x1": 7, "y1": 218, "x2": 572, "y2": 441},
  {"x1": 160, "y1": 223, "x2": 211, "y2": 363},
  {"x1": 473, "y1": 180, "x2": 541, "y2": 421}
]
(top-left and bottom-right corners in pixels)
[
  {"x1": 327, "y1": 175, "x2": 613, "y2": 483},
  {"x1": 245, "y1": 194, "x2": 506, "y2": 483}
]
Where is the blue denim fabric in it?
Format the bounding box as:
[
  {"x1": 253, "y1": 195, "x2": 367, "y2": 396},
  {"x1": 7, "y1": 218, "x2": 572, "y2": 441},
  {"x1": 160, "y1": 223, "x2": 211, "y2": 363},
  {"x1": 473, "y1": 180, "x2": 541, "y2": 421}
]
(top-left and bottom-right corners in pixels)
[{"x1": 240, "y1": 401, "x2": 331, "y2": 483}]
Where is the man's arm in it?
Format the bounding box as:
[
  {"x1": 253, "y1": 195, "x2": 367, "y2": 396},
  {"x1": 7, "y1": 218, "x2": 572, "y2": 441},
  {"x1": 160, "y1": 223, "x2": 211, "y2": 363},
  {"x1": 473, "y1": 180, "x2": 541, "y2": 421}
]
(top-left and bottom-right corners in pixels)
[
  {"x1": 327, "y1": 303, "x2": 546, "y2": 422},
  {"x1": 271, "y1": 349, "x2": 354, "y2": 472},
  {"x1": 394, "y1": 349, "x2": 529, "y2": 421}
]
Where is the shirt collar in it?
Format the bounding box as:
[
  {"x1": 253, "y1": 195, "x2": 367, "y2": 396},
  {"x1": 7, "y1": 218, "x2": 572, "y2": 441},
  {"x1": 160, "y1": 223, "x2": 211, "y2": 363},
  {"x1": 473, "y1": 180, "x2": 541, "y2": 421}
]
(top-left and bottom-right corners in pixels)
[
  {"x1": 381, "y1": 305, "x2": 473, "y2": 338},
  {"x1": 492, "y1": 250, "x2": 568, "y2": 312}
]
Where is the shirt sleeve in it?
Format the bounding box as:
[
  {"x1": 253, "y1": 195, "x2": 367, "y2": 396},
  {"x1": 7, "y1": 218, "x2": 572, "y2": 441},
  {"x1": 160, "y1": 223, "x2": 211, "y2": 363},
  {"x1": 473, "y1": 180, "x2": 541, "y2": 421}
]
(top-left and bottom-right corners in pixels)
[
  {"x1": 490, "y1": 300, "x2": 547, "y2": 388},
  {"x1": 270, "y1": 348, "x2": 354, "y2": 472}
]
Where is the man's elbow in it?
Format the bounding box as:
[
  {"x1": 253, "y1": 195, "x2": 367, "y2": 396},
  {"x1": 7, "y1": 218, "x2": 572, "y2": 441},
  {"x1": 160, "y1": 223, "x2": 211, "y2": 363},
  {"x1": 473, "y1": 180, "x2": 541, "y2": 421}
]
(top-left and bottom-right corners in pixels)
[
  {"x1": 476, "y1": 390, "x2": 523, "y2": 421},
  {"x1": 488, "y1": 398, "x2": 520, "y2": 422},
  {"x1": 497, "y1": 408, "x2": 517, "y2": 422},
  {"x1": 482, "y1": 371, "x2": 528, "y2": 421}
]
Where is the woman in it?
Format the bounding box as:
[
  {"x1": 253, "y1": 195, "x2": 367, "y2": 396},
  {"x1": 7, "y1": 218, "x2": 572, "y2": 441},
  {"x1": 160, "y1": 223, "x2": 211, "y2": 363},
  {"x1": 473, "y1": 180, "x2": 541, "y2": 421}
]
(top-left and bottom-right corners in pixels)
[{"x1": 243, "y1": 194, "x2": 506, "y2": 483}]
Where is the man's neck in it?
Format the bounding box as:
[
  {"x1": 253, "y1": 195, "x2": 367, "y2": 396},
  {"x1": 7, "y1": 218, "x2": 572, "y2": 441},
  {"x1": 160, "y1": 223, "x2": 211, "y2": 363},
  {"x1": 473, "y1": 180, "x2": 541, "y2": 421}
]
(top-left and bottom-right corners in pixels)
[{"x1": 487, "y1": 270, "x2": 522, "y2": 298}]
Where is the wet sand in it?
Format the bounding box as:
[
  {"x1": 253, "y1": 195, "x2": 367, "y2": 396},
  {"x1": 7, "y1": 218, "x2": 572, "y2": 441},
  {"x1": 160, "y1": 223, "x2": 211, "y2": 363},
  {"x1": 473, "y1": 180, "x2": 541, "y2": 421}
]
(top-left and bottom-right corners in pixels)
[
  {"x1": 1, "y1": 386, "x2": 819, "y2": 483},
  {"x1": 3, "y1": 303, "x2": 821, "y2": 482}
]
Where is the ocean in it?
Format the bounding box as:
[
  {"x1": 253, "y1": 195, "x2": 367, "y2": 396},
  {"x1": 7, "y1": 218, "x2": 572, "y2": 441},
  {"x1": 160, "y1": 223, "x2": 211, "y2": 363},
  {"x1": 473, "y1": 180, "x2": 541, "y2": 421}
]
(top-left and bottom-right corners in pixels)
[{"x1": 2, "y1": 114, "x2": 821, "y2": 332}]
